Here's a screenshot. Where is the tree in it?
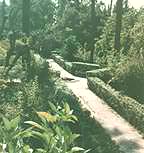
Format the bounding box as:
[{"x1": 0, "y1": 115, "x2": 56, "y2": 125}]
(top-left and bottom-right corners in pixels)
[
  {"x1": 0, "y1": 0, "x2": 7, "y2": 39},
  {"x1": 31, "y1": 0, "x2": 55, "y2": 30},
  {"x1": 9, "y1": 0, "x2": 22, "y2": 31},
  {"x1": 90, "y1": 0, "x2": 96, "y2": 63},
  {"x1": 56, "y1": 0, "x2": 68, "y2": 19},
  {"x1": 108, "y1": 0, "x2": 113, "y2": 16},
  {"x1": 123, "y1": 0, "x2": 128, "y2": 11},
  {"x1": 22, "y1": 0, "x2": 30, "y2": 35},
  {"x1": 114, "y1": 0, "x2": 123, "y2": 51}
]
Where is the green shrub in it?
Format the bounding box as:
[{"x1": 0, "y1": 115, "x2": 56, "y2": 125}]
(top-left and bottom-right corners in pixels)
[
  {"x1": 87, "y1": 77, "x2": 144, "y2": 133},
  {"x1": 129, "y1": 11, "x2": 144, "y2": 56},
  {"x1": 86, "y1": 68, "x2": 112, "y2": 82},
  {"x1": 61, "y1": 35, "x2": 80, "y2": 62},
  {"x1": 71, "y1": 62, "x2": 100, "y2": 77},
  {"x1": 110, "y1": 57, "x2": 144, "y2": 104},
  {"x1": 0, "y1": 103, "x2": 89, "y2": 153}
]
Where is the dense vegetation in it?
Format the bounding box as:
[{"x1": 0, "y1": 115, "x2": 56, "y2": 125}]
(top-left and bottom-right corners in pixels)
[
  {"x1": 0, "y1": 45, "x2": 122, "y2": 152},
  {"x1": 0, "y1": 0, "x2": 144, "y2": 152}
]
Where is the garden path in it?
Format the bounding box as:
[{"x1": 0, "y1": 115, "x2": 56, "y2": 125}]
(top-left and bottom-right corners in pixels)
[{"x1": 48, "y1": 59, "x2": 144, "y2": 153}]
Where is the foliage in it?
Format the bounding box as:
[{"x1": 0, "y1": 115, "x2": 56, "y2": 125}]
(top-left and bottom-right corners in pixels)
[
  {"x1": 61, "y1": 35, "x2": 80, "y2": 62},
  {"x1": 0, "y1": 115, "x2": 31, "y2": 153},
  {"x1": 25, "y1": 102, "x2": 89, "y2": 153},
  {"x1": 30, "y1": 0, "x2": 55, "y2": 30},
  {"x1": 0, "y1": 102, "x2": 89, "y2": 153},
  {"x1": 94, "y1": 16, "x2": 115, "y2": 65},
  {"x1": 129, "y1": 9, "x2": 144, "y2": 56},
  {"x1": 54, "y1": 82, "x2": 122, "y2": 153},
  {"x1": 9, "y1": 0, "x2": 55, "y2": 31},
  {"x1": 87, "y1": 76, "x2": 144, "y2": 133},
  {"x1": 110, "y1": 56, "x2": 144, "y2": 104},
  {"x1": 1, "y1": 0, "x2": 144, "y2": 152},
  {"x1": 107, "y1": 9, "x2": 144, "y2": 104},
  {"x1": 30, "y1": 30, "x2": 62, "y2": 57},
  {"x1": 94, "y1": 8, "x2": 138, "y2": 65}
]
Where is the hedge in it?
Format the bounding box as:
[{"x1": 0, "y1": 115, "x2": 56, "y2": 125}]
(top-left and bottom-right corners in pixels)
[
  {"x1": 71, "y1": 62, "x2": 100, "y2": 77},
  {"x1": 52, "y1": 54, "x2": 100, "y2": 77},
  {"x1": 51, "y1": 54, "x2": 65, "y2": 68},
  {"x1": 86, "y1": 68, "x2": 112, "y2": 82},
  {"x1": 87, "y1": 77, "x2": 144, "y2": 133}
]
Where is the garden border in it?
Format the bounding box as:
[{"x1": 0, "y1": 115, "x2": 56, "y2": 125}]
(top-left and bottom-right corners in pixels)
[
  {"x1": 51, "y1": 54, "x2": 100, "y2": 77},
  {"x1": 87, "y1": 76, "x2": 144, "y2": 133}
]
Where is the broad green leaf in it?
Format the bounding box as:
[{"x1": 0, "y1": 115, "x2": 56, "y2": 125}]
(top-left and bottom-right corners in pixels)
[
  {"x1": 83, "y1": 149, "x2": 91, "y2": 153},
  {"x1": 11, "y1": 116, "x2": 20, "y2": 129},
  {"x1": 64, "y1": 103, "x2": 70, "y2": 114},
  {"x1": 37, "y1": 112, "x2": 57, "y2": 123},
  {"x1": 0, "y1": 144, "x2": 2, "y2": 152},
  {"x1": 30, "y1": 131, "x2": 49, "y2": 142},
  {"x1": 49, "y1": 102, "x2": 57, "y2": 112},
  {"x1": 71, "y1": 115, "x2": 78, "y2": 121},
  {"x1": 15, "y1": 129, "x2": 33, "y2": 138},
  {"x1": 35, "y1": 148, "x2": 47, "y2": 153},
  {"x1": 2, "y1": 117, "x2": 11, "y2": 130},
  {"x1": 8, "y1": 143, "x2": 15, "y2": 153},
  {"x1": 71, "y1": 147, "x2": 85, "y2": 152},
  {"x1": 24, "y1": 121, "x2": 45, "y2": 131},
  {"x1": 22, "y1": 145, "x2": 33, "y2": 153}
]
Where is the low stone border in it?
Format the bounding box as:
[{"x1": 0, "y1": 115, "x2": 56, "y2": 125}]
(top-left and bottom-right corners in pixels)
[
  {"x1": 51, "y1": 54, "x2": 100, "y2": 77},
  {"x1": 86, "y1": 68, "x2": 112, "y2": 82},
  {"x1": 51, "y1": 54, "x2": 65, "y2": 68},
  {"x1": 87, "y1": 77, "x2": 144, "y2": 133},
  {"x1": 71, "y1": 62, "x2": 100, "y2": 77}
]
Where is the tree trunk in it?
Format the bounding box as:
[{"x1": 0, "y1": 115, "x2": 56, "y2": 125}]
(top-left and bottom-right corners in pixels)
[
  {"x1": 114, "y1": 0, "x2": 123, "y2": 51},
  {"x1": 0, "y1": 0, "x2": 6, "y2": 39},
  {"x1": 124, "y1": 0, "x2": 128, "y2": 9},
  {"x1": 109, "y1": 0, "x2": 113, "y2": 16},
  {"x1": 22, "y1": 0, "x2": 30, "y2": 36},
  {"x1": 90, "y1": 0, "x2": 96, "y2": 63}
]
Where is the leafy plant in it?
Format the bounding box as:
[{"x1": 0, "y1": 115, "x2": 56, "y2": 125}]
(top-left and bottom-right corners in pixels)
[
  {"x1": 61, "y1": 35, "x2": 80, "y2": 62},
  {"x1": 25, "y1": 102, "x2": 90, "y2": 153},
  {"x1": 109, "y1": 56, "x2": 144, "y2": 104},
  {"x1": 0, "y1": 116, "x2": 32, "y2": 153}
]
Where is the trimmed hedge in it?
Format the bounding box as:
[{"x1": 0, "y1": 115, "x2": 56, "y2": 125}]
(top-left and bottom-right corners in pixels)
[
  {"x1": 86, "y1": 68, "x2": 112, "y2": 82},
  {"x1": 64, "y1": 62, "x2": 72, "y2": 72},
  {"x1": 87, "y1": 77, "x2": 144, "y2": 133},
  {"x1": 71, "y1": 62, "x2": 100, "y2": 77},
  {"x1": 52, "y1": 54, "x2": 100, "y2": 77},
  {"x1": 51, "y1": 54, "x2": 65, "y2": 68}
]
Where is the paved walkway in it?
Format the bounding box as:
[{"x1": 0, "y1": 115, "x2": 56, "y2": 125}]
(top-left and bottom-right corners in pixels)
[{"x1": 48, "y1": 59, "x2": 144, "y2": 153}]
